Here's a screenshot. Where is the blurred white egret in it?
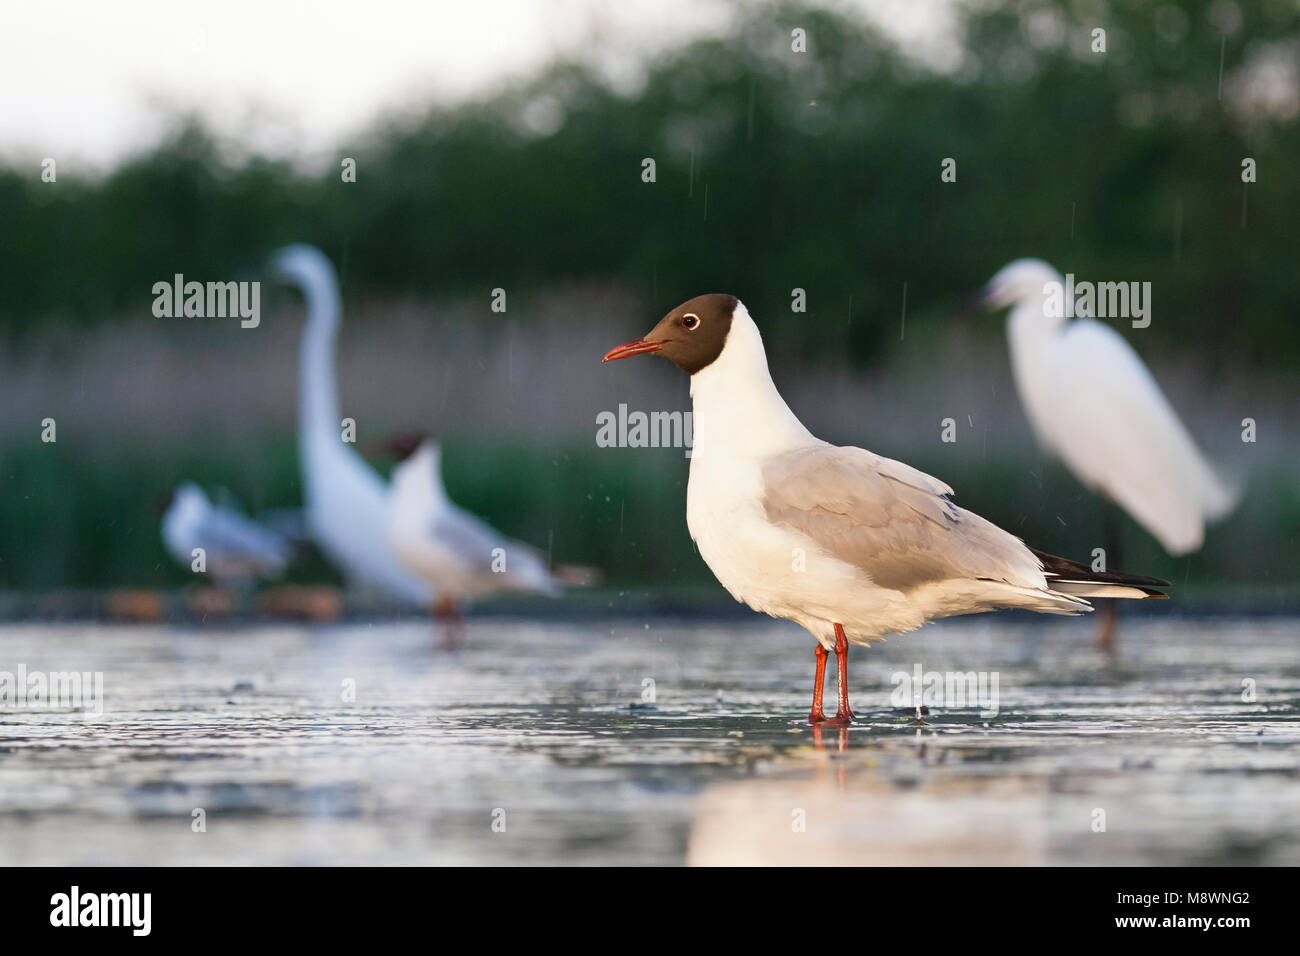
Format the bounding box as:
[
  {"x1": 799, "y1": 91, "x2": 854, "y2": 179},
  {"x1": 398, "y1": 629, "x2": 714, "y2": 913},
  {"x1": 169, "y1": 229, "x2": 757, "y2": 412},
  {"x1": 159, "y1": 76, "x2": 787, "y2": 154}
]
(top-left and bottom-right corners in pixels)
[
  {"x1": 980, "y1": 259, "x2": 1239, "y2": 553},
  {"x1": 386, "y1": 436, "x2": 598, "y2": 634},
  {"x1": 269, "y1": 244, "x2": 433, "y2": 608},
  {"x1": 161, "y1": 482, "x2": 292, "y2": 585},
  {"x1": 980, "y1": 259, "x2": 1239, "y2": 643}
]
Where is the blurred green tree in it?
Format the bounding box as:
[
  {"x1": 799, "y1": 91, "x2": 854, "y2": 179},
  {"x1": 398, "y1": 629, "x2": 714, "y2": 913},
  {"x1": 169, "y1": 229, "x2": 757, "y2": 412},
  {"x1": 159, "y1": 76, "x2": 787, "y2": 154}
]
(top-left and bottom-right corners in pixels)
[{"x1": 0, "y1": 1, "x2": 1294, "y2": 365}]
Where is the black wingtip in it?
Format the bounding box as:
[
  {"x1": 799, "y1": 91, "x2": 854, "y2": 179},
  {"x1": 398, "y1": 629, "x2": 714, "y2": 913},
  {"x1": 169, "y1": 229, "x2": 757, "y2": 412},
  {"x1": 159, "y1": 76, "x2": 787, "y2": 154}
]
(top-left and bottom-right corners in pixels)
[{"x1": 1029, "y1": 546, "x2": 1171, "y2": 590}]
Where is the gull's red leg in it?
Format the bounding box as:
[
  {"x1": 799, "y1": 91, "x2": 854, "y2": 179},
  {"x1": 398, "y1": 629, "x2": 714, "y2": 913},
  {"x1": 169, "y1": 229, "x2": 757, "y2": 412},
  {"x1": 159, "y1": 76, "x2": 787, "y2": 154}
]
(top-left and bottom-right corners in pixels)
[
  {"x1": 828, "y1": 623, "x2": 856, "y2": 723},
  {"x1": 808, "y1": 644, "x2": 828, "y2": 723}
]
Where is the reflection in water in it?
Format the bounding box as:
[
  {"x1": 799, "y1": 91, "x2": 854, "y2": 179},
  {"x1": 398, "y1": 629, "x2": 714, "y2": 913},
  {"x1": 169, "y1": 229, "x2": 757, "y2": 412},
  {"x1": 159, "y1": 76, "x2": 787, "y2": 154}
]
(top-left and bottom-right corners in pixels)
[{"x1": 0, "y1": 615, "x2": 1296, "y2": 864}]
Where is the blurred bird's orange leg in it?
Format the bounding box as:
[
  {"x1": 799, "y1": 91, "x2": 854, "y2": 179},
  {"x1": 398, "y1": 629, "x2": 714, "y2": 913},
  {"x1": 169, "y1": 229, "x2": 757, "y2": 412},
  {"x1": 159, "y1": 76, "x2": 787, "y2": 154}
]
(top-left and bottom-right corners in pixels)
[
  {"x1": 827, "y1": 623, "x2": 856, "y2": 724},
  {"x1": 432, "y1": 597, "x2": 464, "y2": 651},
  {"x1": 1096, "y1": 502, "x2": 1122, "y2": 651},
  {"x1": 808, "y1": 644, "x2": 828, "y2": 723},
  {"x1": 1096, "y1": 601, "x2": 1118, "y2": 652}
]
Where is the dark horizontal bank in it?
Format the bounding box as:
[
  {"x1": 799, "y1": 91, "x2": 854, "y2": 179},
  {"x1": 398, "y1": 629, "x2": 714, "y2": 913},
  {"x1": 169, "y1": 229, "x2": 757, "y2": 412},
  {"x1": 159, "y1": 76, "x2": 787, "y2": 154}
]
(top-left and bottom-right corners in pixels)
[{"x1": 0, "y1": 583, "x2": 1294, "y2": 626}]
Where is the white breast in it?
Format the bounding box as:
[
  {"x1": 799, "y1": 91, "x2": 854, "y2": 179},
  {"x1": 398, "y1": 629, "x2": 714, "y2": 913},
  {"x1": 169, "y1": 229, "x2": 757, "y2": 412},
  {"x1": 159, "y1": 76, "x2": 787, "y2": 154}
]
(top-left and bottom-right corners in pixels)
[{"x1": 684, "y1": 305, "x2": 918, "y2": 645}]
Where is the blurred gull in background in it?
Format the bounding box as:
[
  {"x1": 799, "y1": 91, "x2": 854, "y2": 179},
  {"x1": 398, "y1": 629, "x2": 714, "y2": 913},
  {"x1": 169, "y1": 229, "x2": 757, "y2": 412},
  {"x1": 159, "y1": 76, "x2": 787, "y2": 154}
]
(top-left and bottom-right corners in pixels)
[
  {"x1": 979, "y1": 259, "x2": 1241, "y2": 645},
  {"x1": 161, "y1": 481, "x2": 292, "y2": 586},
  {"x1": 269, "y1": 244, "x2": 432, "y2": 610},
  {"x1": 384, "y1": 435, "x2": 599, "y2": 643}
]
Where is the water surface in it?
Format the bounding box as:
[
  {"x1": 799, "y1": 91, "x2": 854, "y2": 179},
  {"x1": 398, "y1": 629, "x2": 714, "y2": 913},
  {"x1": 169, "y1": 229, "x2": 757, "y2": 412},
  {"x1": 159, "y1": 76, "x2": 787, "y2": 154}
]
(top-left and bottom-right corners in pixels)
[{"x1": 0, "y1": 615, "x2": 1296, "y2": 865}]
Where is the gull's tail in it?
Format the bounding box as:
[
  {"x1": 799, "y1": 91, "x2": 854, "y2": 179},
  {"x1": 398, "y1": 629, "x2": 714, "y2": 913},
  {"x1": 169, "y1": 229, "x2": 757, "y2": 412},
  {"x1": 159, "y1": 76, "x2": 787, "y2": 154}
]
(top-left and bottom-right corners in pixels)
[{"x1": 1031, "y1": 548, "x2": 1170, "y2": 600}]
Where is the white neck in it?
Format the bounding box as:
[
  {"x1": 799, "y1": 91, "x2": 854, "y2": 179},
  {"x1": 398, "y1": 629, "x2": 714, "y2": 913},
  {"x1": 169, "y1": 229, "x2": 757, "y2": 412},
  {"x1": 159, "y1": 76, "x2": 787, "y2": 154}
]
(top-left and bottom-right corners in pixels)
[
  {"x1": 1006, "y1": 294, "x2": 1067, "y2": 369},
  {"x1": 1004, "y1": 265, "x2": 1070, "y2": 339},
  {"x1": 392, "y1": 449, "x2": 448, "y2": 519},
  {"x1": 688, "y1": 302, "x2": 814, "y2": 458},
  {"x1": 298, "y1": 277, "x2": 343, "y2": 464}
]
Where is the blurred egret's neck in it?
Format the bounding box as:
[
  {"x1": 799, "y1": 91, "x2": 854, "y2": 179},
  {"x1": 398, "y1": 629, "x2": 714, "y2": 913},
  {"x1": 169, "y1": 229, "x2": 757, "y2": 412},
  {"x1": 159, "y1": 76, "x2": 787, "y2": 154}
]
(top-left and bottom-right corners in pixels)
[
  {"x1": 1007, "y1": 296, "x2": 1067, "y2": 350},
  {"x1": 298, "y1": 276, "x2": 343, "y2": 462}
]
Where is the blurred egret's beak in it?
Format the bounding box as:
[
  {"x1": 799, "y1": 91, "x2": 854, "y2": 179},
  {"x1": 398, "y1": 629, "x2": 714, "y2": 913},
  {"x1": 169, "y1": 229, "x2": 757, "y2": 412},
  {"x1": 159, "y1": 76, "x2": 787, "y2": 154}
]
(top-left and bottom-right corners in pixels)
[
  {"x1": 602, "y1": 338, "x2": 664, "y2": 362},
  {"x1": 958, "y1": 283, "x2": 994, "y2": 320}
]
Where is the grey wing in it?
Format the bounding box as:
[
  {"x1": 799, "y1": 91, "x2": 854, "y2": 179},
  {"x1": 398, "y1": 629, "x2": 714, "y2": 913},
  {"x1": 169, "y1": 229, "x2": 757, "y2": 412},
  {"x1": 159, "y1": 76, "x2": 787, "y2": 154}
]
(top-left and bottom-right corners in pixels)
[
  {"x1": 430, "y1": 507, "x2": 548, "y2": 578},
  {"x1": 254, "y1": 507, "x2": 312, "y2": 545},
  {"x1": 199, "y1": 506, "x2": 293, "y2": 570},
  {"x1": 760, "y1": 444, "x2": 1046, "y2": 592}
]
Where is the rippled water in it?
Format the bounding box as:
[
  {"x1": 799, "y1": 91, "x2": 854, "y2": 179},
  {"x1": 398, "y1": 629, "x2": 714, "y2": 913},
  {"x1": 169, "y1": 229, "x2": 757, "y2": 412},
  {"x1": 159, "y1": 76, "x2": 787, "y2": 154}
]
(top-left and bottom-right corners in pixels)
[{"x1": 0, "y1": 614, "x2": 1296, "y2": 865}]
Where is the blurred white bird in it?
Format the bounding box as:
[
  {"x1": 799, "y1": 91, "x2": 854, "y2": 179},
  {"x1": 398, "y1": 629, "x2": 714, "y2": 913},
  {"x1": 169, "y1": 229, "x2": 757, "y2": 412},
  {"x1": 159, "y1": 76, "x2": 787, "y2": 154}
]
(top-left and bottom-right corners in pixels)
[
  {"x1": 980, "y1": 259, "x2": 1239, "y2": 643},
  {"x1": 269, "y1": 244, "x2": 433, "y2": 608},
  {"x1": 386, "y1": 436, "x2": 598, "y2": 626},
  {"x1": 162, "y1": 482, "x2": 292, "y2": 585}
]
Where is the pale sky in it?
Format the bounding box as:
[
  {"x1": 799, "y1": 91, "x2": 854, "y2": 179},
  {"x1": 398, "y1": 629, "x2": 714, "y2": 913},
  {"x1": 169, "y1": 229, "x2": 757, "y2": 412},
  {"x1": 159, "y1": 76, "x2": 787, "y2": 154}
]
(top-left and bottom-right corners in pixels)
[{"x1": 0, "y1": 0, "x2": 955, "y2": 170}]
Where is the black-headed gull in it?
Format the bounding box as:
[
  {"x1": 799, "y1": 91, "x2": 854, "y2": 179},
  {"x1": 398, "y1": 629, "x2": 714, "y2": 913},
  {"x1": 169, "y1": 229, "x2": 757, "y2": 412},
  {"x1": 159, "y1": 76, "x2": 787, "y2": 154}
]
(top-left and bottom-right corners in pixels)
[
  {"x1": 383, "y1": 435, "x2": 600, "y2": 640},
  {"x1": 604, "y1": 294, "x2": 1169, "y2": 724}
]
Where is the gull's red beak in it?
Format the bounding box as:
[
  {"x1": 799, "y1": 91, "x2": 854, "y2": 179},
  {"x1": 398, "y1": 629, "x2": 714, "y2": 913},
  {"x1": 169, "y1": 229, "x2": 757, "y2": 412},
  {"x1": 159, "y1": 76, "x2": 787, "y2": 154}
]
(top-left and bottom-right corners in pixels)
[{"x1": 602, "y1": 338, "x2": 665, "y2": 362}]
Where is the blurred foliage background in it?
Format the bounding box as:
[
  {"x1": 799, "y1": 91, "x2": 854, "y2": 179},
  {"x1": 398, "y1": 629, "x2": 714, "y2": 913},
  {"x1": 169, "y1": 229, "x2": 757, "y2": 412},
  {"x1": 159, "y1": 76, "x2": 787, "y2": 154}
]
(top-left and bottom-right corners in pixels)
[{"x1": 1, "y1": 0, "x2": 1297, "y2": 599}]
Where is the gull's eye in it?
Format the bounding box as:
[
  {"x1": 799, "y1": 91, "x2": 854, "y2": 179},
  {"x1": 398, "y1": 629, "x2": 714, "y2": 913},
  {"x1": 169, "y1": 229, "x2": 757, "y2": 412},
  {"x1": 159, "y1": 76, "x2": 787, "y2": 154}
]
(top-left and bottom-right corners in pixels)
[{"x1": 681, "y1": 313, "x2": 700, "y2": 331}]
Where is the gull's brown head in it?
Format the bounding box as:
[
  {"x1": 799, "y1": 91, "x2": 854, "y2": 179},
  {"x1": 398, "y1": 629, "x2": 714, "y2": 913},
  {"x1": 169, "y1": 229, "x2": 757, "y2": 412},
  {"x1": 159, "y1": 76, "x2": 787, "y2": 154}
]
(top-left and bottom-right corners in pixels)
[{"x1": 603, "y1": 293, "x2": 739, "y2": 375}]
